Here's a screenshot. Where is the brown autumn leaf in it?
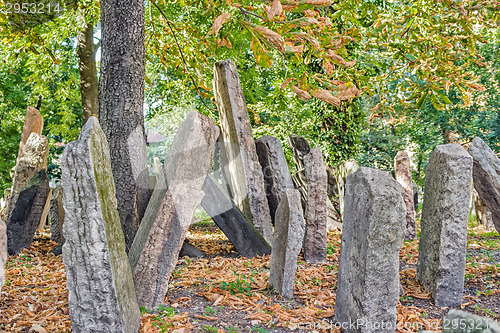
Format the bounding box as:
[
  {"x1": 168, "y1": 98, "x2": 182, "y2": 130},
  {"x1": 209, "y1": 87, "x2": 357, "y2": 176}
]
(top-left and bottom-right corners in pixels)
[
  {"x1": 267, "y1": 0, "x2": 282, "y2": 20},
  {"x1": 252, "y1": 25, "x2": 285, "y2": 52},
  {"x1": 285, "y1": 43, "x2": 304, "y2": 53},
  {"x1": 208, "y1": 13, "x2": 231, "y2": 36},
  {"x1": 326, "y1": 49, "x2": 356, "y2": 67},
  {"x1": 445, "y1": 80, "x2": 451, "y2": 94},
  {"x1": 324, "y1": 60, "x2": 334, "y2": 76},
  {"x1": 281, "y1": 77, "x2": 295, "y2": 89},
  {"x1": 292, "y1": 85, "x2": 312, "y2": 101},
  {"x1": 336, "y1": 85, "x2": 362, "y2": 100},
  {"x1": 312, "y1": 89, "x2": 341, "y2": 106}
]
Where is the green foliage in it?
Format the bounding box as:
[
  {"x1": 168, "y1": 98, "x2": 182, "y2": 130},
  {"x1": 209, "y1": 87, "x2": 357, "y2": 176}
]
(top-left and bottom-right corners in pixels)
[{"x1": 220, "y1": 271, "x2": 254, "y2": 296}]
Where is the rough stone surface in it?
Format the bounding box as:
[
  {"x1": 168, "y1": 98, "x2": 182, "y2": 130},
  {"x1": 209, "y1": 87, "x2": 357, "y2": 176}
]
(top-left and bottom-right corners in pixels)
[
  {"x1": 16, "y1": 106, "x2": 43, "y2": 163},
  {"x1": 213, "y1": 60, "x2": 273, "y2": 243},
  {"x1": 201, "y1": 174, "x2": 271, "y2": 258},
  {"x1": 37, "y1": 188, "x2": 52, "y2": 231},
  {"x1": 417, "y1": 144, "x2": 472, "y2": 307},
  {"x1": 395, "y1": 151, "x2": 417, "y2": 239},
  {"x1": 468, "y1": 137, "x2": 500, "y2": 234},
  {"x1": 0, "y1": 216, "x2": 6, "y2": 290},
  {"x1": 474, "y1": 192, "x2": 494, "y2": 230},
  {"x1": 442, "y1": 310, "x2": 500, "y2": 333},
  {"x1": 335, "y1": 167, "x2": 406, "y2": 333},
  {"x1": 269, "y1": 189, "x2": 305, "y2": 299},
  {"x1": 61, "y1": 116, "x2": 140, "y2": 333},
  {"x1": 7, "y1": 133, "x2": 48, "y2": 218},
  {"x1": 255, "y1": 136, "x2": 295, "y2": 224},
  {"x1": 179, "y1": 241, "x2": 204, "y2": 259},
  {"x1": 303, "y1": 148, "x2": 328, "y2": 263},
  {"x1": 7, "y1": 170, "x2": 50, "y2": 255},
  {"x1": 50, "y1": 186, "x2": 65, "y2": 243},
  {"x1": 129, "y1": 111, "x2": 219, "y2": 309}
]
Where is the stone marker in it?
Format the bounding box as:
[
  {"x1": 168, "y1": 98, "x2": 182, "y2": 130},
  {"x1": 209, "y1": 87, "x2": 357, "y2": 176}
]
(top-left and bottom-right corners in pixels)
[
  {"x1": 129, "y1": 111, "x2": 219, "y2": 309},
  {"x1": 420, "y1": 310, "x2": 500, "y2": 333},
  {"x1": 213, "y1": 59, "x2": 273, "y2": 243},
  {"x1": 335, "y1": 167, "x2": 406, "y2": 333},
  {"x1": 474, "y1": 193, "x2": 494, "y2": 230},
  {"x1": 37, "y1": 189, "x2": 52, "y2": 231},
  {"x1": 255, "y1": 136, "x2": 295, "y2": 224},
  {"x1": 7, "y1": 133, "x2": 48, "y2": 218},
  {"x1": 303, "y1": 148, "x2": 328, "y2": 263},
  {"x1": 417, "y1": 144, "x2": 472, "y2": 307},
  {"x1": 0, "y1": 216, "x2": 6, "y2": 290},
  {"x1": 201, "y1": 174, "x2": 271, "y2": 258},
  {"x1": 395, "y1": 151, "x2": 417, "y2": 239},
  {"x1": 50, "y1": 186, "x2": 65, "y2": 244},
  {"x1": 269, "y1": 188, "x2": 305, "y2": 299},
  {"x1": 61, "y1": 116, "x2": 140, "y2": 333},
  {"x1": 16, "y1": 106, "x2": 44, "y2": 163},
  {"x1": 468, "y1": 137, "x2": 500, "y2": 234},
  {"x1": 7, "y1": 170, "x2": 50, "y2": 255}
]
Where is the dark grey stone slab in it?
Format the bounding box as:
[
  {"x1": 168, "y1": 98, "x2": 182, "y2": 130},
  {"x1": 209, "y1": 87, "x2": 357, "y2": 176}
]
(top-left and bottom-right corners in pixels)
[
  {"x1": 335, "y1": 167, "x2": 406, "y2": 333},
  {"x1": 201, "y1": 174, "x2": 271, "y2": 258},
  {"x1": 417, "y1": 144, "x2": 472, "y2": 307},
  {"x1": 50, "y1": 186, "x2": 64, "y2": 244}
]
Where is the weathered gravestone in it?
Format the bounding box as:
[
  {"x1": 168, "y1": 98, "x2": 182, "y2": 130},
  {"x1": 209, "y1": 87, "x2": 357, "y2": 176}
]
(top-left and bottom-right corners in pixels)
[
  {"x1": 37, "y1": 188, "x2": 52, "y2": 231},
  {"x1": 474, "y1": 193, "x2": 494, "y2": 230},
  {"x1": 468, "y1": 137, "x2": 500, "y2": 234},
  {"x1": 303, "y1": 148, "x2": 328, "y2": 263},
  {"x1": 61, "y1": 116, "x2": 140, "y2": 333},
  {"x1": 0, "y1": 216, "x2": 6, "y2": 290},
  {"x1": 7, "y1": 133, "x2": 48, "y2": 218},
  {"x1": 201, "y1": 174, "x2": 271, "y2": 258},
  {"x1": 213, "y1": 59, "x2": 273, "y2": 243},
  {"x1": 7, "y1": 170, "x2": 50, "y2": 255},
  {"x1": 255, "y1": 135, "x2": 295, "y2": 224},
  {"x1": 269, "y1": 188, "x2": 305, "y2": 299},
  {"x1": 335, "y1": 167, "x2": 406, "y2": 333},
  {"x1": 16, "y1": 106, "x2": 43, "y2": 163},
  {"x1": 129, "y1": 111, "x2": 219, "y2": 309},
  {"x1": 395, "y1": 151, "x2": 417, "y2": 239},
  {"x1": 50, "y1": 186, "x2": 65, "y2": 244},
  {"x1": 417, "y1": 144, "x2": 472, "y2": 307}
]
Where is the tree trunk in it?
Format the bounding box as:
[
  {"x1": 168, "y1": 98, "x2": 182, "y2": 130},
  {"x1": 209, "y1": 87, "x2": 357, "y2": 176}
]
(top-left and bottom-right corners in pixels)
[
  {"x1": 77, "y1": 19, "x2": 98, "y2": 125},
  {"x1": 99, "y1": 0, "x2": 150, "y2": 250}
]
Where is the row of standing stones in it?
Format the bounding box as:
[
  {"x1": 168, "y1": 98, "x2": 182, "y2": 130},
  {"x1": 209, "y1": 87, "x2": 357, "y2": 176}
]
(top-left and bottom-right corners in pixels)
[{"x1": 0, "y1": 59, "x2": 499, "y2": 332}]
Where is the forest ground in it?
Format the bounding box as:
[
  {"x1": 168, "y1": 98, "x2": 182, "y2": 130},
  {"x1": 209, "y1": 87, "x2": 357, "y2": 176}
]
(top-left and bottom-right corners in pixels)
[{"x1": 0, "y1": 220, "x2": 498, "y2": 333}]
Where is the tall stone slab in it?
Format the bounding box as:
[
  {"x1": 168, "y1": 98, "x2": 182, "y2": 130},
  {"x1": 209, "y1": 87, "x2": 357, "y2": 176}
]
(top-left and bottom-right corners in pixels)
[
  {"x1": 269, "y1": 189, "x2": 305, "y2": 299},
  {"x1": 0, "y1": 216, "x2": 6, "y2": 290},
  {"x1": 16, "y1": 106, "x2": 44, "y2": 163},
  {"x1": 417, "y1": 144, "x2": 472, "y2": 307},
  {"x1": 7, "y1": 133, "x2": 48, "y2": 218},
  {"x1": 255, "y1": 136, "x2": 295, "y2": 224},
  {"x1": 129, "y1": 111, "x2": 219, "y2": 309},
  {"x1": 213, "y1": 60, "x2": 273, "y2": 243},
  {"x1": 201, "y1": 174, "x2": 271, "y2": 258},
  {"x1": 50, "y1": 186, "x2": 65, "y2": 243},
  {"x1": 335, "y1": 167, "x2": 406, "y2": 333},
  {"x1": 468, "y1": 137, "x2": 500, "y2": 234},
  {"x1": 61, "y1": 116, "x2": 140, "y2": 333},
  {"x1": 7, "y1": 170, "x2": 50, "y2": 255},
  {"x1": 395, "y1": 151, "x2": 417, "y2": 239},
  {"x1": 303, "y1": 148, "x2": 328, "y2": 263}
]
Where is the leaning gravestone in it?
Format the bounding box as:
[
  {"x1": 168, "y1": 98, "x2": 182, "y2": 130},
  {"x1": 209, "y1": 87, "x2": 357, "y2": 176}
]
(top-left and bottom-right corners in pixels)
[
  {"x1": 213, "y1": 59, "x2": 273, "y2": 243},
  {"x1": 7, "y1": 169, "x2": 50, "y2": 255},
  {"x1": 7, "y1": 133, "x2": 48, "y2": 218},
  {"x1": 395, "y1": 151, "x2": 417, "y2": 239},
  {"x1": 61, "y1": 116, "x2": 140, "y2": 333},
  {"x1": 255, "y1": 136, "x2": 295, "y2": 224},
  {"x1": 303, "y1": 148, "x2": 328, "y2": 263},
  {"x1": 0, "y1": 216, "x2": 6, "y2": 290},
  {"x1": 16, "y1": 106, "x2": 44, "y2": 163},
  {"x1": 129, "y1": 111, "x2": 219, "y2": 309},
  {"x1": 468, "y1": 137, "x2": 500, "y2": 234},
  {"x1": 201, "y1": 174, "x2": 271, "y2": 258},
  {"x1": 417, "y1": 144, "x2": 472, "y2": 307},
  {"x1": 335, "y1": 167, "x2": 406, "y2": 333},
  {"x1": 50, "y1": 186, "x2": 65, "y2": 244},
  {"x1": 269, "y1": 188, "x2": 305, "y2": 299},
  {"x1": 37, "y1": 189, "x2": 52, "y2": 231}
]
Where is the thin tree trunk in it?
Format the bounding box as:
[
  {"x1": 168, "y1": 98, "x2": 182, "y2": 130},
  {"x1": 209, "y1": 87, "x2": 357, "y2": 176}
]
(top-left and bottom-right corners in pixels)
[
  {"x1": 99, "y1": 0, "x2": 150, "y2": 250},
  {"x1": 77, "y1": 19, "x2": 98, "y2": 125}
]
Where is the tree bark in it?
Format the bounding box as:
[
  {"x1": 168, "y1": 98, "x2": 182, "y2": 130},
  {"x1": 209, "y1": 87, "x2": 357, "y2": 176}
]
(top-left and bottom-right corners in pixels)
[
  {"x1": 99, "y1": 0, "x2": 150, "y2": 250},
  {"x1": 77, "y1": 19, "x2": 98, "y2": 125}
]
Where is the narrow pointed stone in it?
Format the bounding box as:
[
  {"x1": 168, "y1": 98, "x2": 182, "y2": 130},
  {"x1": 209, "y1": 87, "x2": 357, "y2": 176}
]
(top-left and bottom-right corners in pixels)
[
  {"x1": 213, "y1": 59, "x2": 273, "y2": 243},
  {"x1": 0, "y1": 216, "x2": 6, "y2": 290},
  {"x1": 269, "y1": 189, "x2": 305, "y2": 299},
  {"x1": 16, "y1": 106, "x2": 43, "y2": 163},
  {"x1": 417, "y1": 144, "x2": 472, "y2": 307},
  {"x1": 61, "y1": 116, "x2": 140, "y2": 333},
  {"x1": 395, "y1": 151, "x2": 417, "y2": 239},
  {"x1": 129, "y1": 111, "x2": 219, "y2": 309},
  {"x1": 50, "y1": 186, "x2": 65, "y2": 243}
]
